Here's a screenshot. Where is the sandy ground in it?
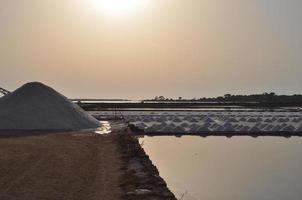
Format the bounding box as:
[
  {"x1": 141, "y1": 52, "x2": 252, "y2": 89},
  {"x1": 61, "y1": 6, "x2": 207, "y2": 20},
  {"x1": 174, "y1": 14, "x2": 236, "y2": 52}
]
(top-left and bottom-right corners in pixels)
[{"x1": 0, "y1": 132, "x2": 123, "y2": 200}]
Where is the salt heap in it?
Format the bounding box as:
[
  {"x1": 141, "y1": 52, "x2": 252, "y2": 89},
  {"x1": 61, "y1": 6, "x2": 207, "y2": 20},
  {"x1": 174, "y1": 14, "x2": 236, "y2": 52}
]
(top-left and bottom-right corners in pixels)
[{"x1": 0, "y1": 82, "x2": 100, "y2": 130}]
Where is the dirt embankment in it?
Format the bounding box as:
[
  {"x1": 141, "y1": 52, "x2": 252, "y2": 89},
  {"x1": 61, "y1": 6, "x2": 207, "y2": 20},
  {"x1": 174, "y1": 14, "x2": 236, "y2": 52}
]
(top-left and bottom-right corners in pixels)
[
  {"x1": 0, "y1": 132, "x2": 122, "y2": 200},
  {"x1": 117, "y1": 134, "x2": 176, "y2": 200},
  {"x1": 0, "y1": 131, "x2": 176, "y2": 200}
]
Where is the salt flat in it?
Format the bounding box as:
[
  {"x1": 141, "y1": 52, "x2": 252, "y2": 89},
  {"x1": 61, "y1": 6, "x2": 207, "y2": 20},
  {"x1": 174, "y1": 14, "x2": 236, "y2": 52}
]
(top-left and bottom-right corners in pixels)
[{"x1": 90, "y1": 111, "x2": 302, "y2": 133}]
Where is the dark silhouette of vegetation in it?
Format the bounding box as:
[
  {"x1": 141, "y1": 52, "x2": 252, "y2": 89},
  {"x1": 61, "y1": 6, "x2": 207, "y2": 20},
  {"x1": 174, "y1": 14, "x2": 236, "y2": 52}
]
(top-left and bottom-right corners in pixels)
[
  {"x1": 148, "y1": 93, "x2": 302, "y2": 104},
  {"x1": 76, "y1": 93, "x2": 302, "y2": 111}
]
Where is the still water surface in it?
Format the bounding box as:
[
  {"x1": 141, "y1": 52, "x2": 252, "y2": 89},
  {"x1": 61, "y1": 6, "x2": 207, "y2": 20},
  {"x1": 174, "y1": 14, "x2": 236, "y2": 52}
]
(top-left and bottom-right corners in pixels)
[{"x1": 139, "y1": 136, "x2": 302, "y2": 200}]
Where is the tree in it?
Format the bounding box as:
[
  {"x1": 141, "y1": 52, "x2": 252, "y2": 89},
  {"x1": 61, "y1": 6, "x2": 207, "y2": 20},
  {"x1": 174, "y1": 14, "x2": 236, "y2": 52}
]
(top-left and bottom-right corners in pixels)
[{"x1": 224, "y1": 94, "x2": 232, "y2": 99}]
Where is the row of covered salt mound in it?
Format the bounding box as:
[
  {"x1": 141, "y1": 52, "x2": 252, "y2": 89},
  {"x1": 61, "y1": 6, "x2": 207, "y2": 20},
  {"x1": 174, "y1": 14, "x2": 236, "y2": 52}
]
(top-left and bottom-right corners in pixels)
[
  {"x1": 123, "y1": 114, "x2": 302, "y2": 133},
  {"x1": 0, "y1": 82, "x2": 100, "y2": 130}
]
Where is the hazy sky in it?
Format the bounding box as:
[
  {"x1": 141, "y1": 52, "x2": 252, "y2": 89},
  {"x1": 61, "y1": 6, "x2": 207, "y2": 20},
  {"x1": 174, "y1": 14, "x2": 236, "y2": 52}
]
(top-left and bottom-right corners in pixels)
[{"x1": 0, "y1": 0, "x2": 301, "y2": 99}]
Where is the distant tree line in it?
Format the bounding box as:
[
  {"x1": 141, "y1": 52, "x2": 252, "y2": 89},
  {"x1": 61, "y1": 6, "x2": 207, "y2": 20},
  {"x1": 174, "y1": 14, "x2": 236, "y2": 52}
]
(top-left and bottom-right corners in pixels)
[{"x1": 147, "y1": 93, "x2": 302, "y2": 103}]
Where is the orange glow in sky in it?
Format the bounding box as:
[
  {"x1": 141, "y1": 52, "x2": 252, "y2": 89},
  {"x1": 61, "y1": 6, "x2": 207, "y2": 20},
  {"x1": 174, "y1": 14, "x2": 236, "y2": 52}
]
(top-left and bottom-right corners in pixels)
[
  {"x1": 0, "y1": 0, "x2": 301, "y2": 98},
  {"x1": 87, "y1": 0, "x2": 148, "y2": 17}
]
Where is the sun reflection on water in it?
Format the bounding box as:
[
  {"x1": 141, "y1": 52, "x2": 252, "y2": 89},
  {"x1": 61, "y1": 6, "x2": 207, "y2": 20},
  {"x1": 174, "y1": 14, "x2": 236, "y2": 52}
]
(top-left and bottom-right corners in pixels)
[{"x1": 95, "y1": 121, "x2": 111, "y2": 134}]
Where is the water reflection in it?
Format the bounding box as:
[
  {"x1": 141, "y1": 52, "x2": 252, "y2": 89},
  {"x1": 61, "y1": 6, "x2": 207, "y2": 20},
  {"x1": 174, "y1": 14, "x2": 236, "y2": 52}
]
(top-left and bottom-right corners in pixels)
[
  {"x1": 139, "y1": 136, "x2": 302, "y2": 200},
  {"x1": 95, "y1": 121, "x2": 111, "y2": 134}
]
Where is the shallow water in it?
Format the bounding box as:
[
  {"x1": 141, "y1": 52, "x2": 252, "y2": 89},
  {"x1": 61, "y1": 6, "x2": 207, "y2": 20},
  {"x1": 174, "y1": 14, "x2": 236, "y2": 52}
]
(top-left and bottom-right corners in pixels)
[
  {"x1": 95, "y1": 121, "x2": 111, "y2": 134},
  {"x1": 139, "y1": 136, "x2": 302, "y2": 200}
]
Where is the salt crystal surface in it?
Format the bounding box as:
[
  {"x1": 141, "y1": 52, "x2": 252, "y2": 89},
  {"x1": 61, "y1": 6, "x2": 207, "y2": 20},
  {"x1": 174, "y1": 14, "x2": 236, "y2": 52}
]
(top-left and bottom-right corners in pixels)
[
  {"x1": 91, "y1": 108, "x2": 302, "y2": 133},
  {"x1": 0, "y1": 82, "x2": 100, "y2": 130}
]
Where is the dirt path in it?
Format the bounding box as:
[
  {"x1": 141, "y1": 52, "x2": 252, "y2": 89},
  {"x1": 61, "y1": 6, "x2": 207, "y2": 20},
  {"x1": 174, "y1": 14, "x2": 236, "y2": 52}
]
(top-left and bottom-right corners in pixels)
[{"x1": 0, "y1": 132, "x2": 123, "y2": 200}]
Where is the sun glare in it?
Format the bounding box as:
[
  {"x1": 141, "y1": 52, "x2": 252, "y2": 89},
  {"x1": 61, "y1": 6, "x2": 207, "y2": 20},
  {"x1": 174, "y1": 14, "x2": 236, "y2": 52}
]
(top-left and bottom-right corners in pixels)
[{"x1": 88, "y1": 0, "x2": 148, "y2": 17}]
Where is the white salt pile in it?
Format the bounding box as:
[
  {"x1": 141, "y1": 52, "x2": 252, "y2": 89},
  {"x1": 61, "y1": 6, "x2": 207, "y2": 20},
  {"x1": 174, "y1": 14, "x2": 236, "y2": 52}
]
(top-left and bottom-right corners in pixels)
[{"x1": 0, "y1": 82, "x2": 100, "y2": 130}]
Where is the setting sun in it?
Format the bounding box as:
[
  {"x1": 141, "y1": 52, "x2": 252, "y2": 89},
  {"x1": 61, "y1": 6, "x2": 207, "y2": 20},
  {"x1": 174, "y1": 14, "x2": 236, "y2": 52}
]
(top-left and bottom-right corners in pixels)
[{"x1": 88, "y1": 0, "x2": 148, "y2": 17}]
